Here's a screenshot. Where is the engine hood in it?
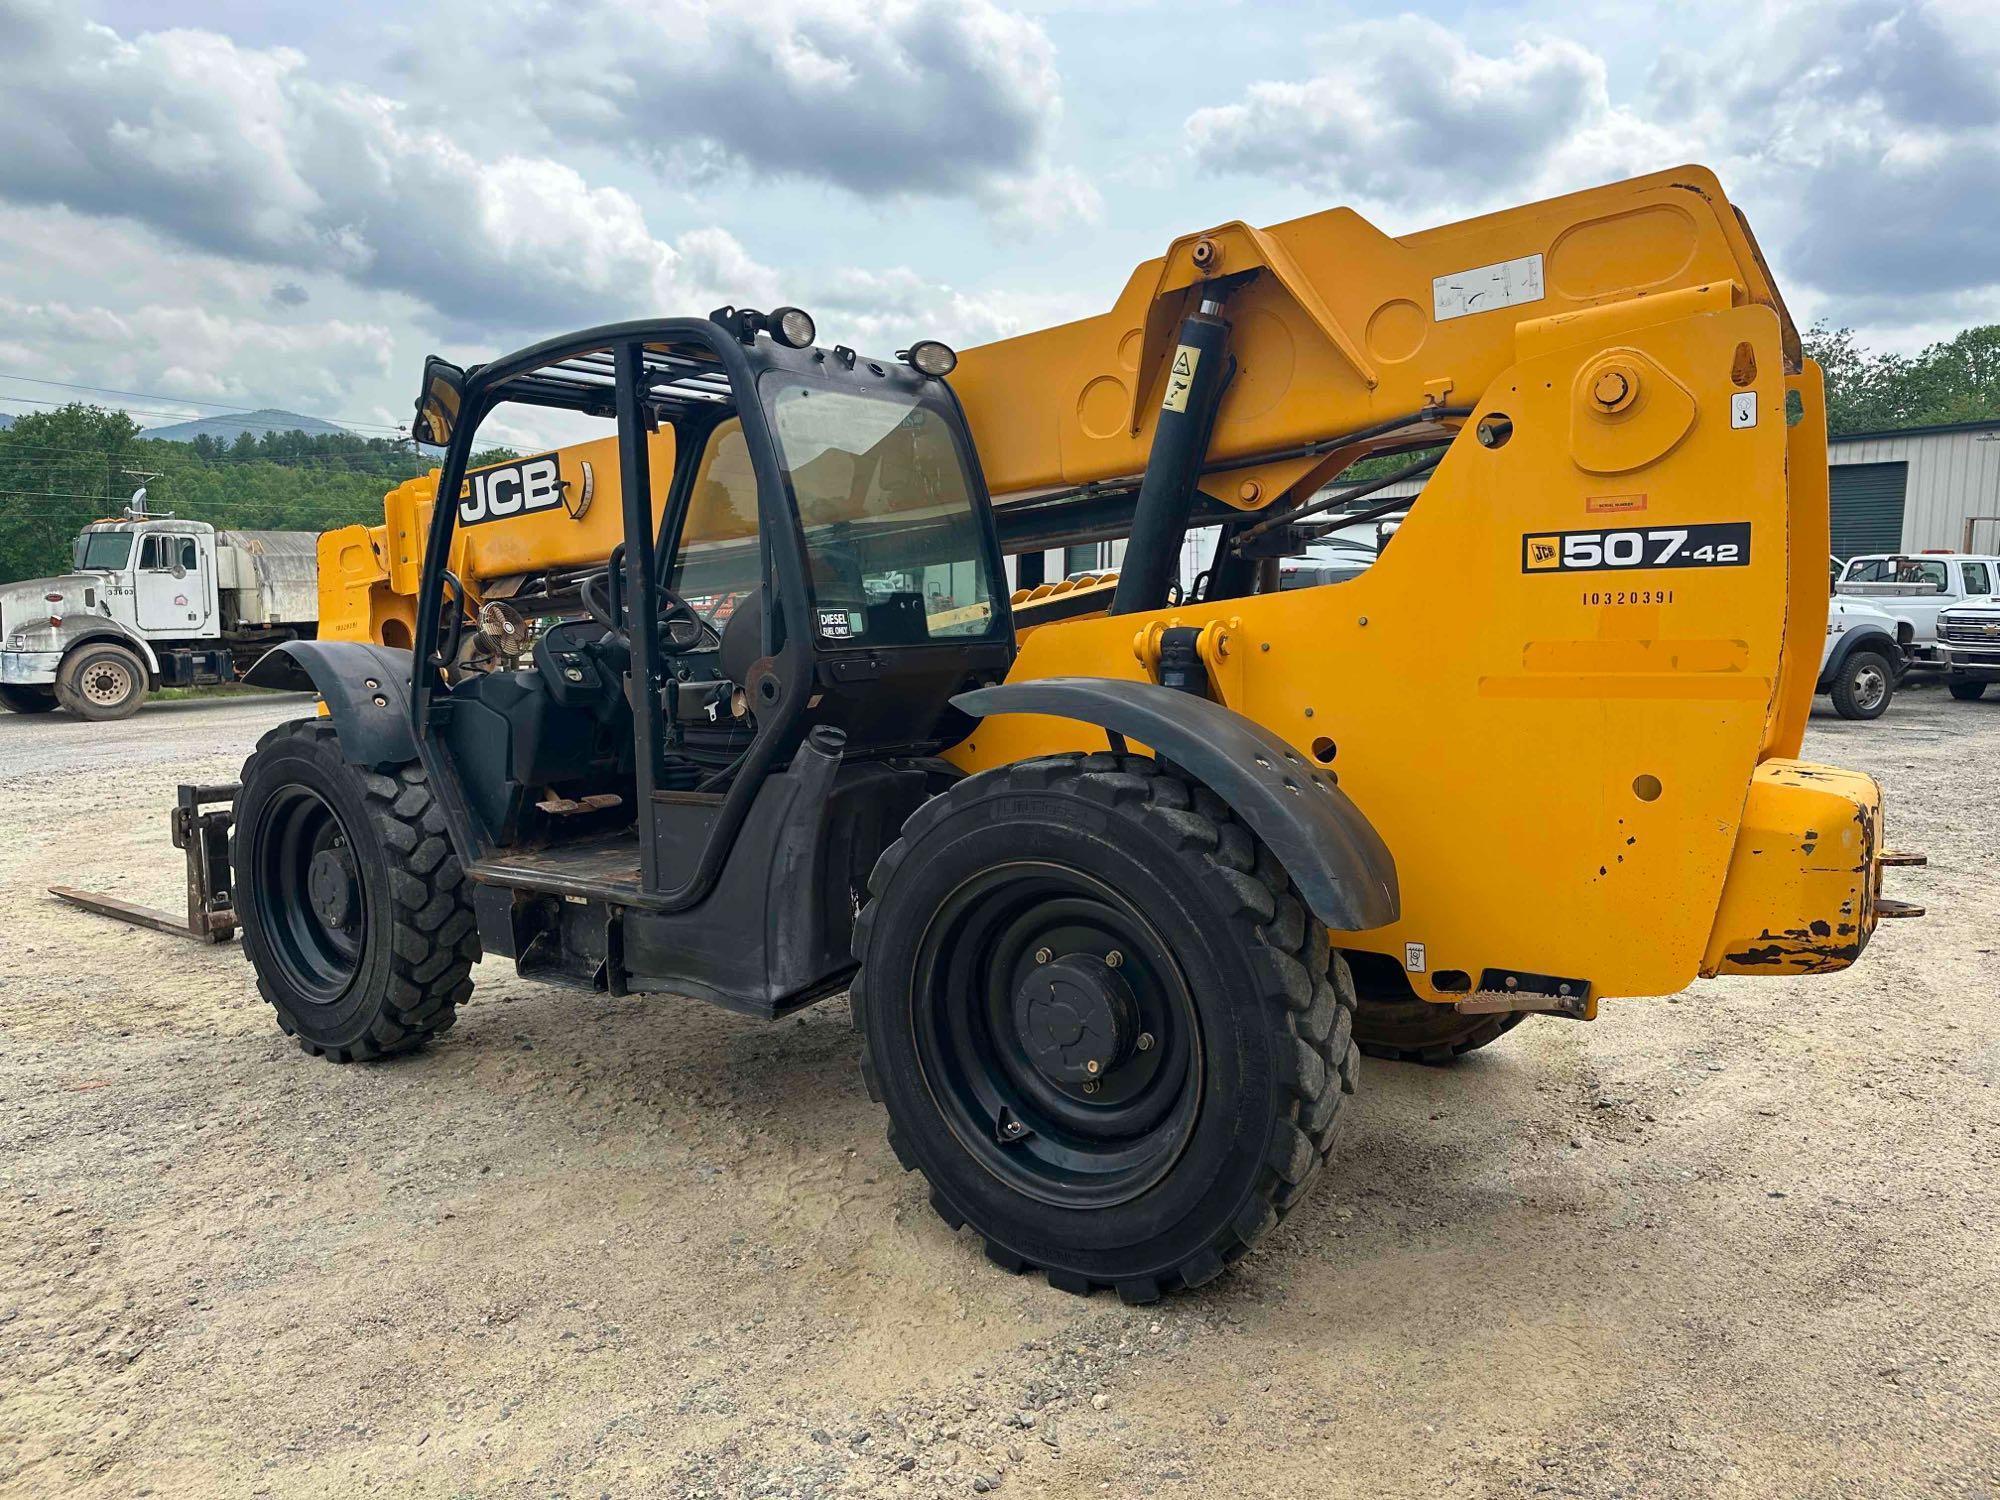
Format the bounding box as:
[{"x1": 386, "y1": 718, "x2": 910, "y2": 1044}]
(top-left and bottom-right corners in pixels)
[{"x1": 0, "y1": 572, "x2": 113, "y2": 642}]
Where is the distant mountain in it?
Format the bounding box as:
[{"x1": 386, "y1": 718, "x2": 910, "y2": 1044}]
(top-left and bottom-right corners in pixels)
[{"x1": 141, "y1": 407, "x2": 349, "y2": 443}]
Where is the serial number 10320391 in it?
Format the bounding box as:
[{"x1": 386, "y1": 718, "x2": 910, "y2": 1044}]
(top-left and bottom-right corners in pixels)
[{"x1": 1521, "y1": 521, "x2": 1750, "y2": 575}]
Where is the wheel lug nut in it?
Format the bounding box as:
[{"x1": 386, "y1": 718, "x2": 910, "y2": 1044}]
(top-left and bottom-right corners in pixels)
[
  {"x1": 1034, "y1": 947, "x2": 1053, "y2": 965},
  {"x1": 1105, "y1": 950, "x2": 1123, "y2": 968},
  {"x1": 1137, "y1": 1032, "x2": 1155, "y2": 1052},
  {"x1": 1085, "y1": 1059, "x2": 1100, "y2": 1074},
  {"x1": 1082, "y1": 1081, "x2": 1100, "y2": 1094}
]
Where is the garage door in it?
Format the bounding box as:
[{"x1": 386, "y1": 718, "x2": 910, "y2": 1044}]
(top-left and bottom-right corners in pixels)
[{"x1": 1829, "y1": 461, "x2": 1908, "y2": 558}]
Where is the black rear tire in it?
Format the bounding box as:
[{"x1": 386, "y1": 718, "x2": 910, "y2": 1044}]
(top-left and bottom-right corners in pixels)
[
  {"x1": 56, "y1": 642, "x2": 148, "y2": 721},
  {"x1": 1829, "y1": 649, "x2": 1894, "y2": 720},
  {"x1": 1948, "y1": 680, "x2": 1988, "y2": 702},
  {"x1": 852, "y1": 751, "x2": 1360, "y2": 1303},
  {"x1": 1346, "y1": 951, "x2": 1526, "y2": 1064},
  {"x1": 0, "y1": 684, "x2": 58, "y2": 714},
  {"x1": 233, "y1": 719, "x2": 478, "y2": 1062},
  {"x1": 1352, "y1": 994, "x2": 1526, "y2": 1064}
]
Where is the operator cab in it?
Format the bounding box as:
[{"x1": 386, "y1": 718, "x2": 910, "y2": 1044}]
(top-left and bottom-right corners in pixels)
[{"x1": 404, "y1": 310, "x2": 1012, "y2": 1014}]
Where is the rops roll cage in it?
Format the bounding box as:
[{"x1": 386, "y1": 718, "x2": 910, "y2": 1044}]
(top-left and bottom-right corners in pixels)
[
  {"x1": 402, "y1": 316, "x2": 1013, "y2": 913},
  {"x1": 407, "y1": 318, "x2": 819, "y2": 909}
]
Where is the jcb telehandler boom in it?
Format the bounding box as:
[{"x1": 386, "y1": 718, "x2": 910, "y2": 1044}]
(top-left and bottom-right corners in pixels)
[{"x1": 208, "y1": 166, "x2": 1910, "y2": 1301}]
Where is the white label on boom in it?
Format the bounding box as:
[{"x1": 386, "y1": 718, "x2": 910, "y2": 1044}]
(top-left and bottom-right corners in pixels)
[{"x1": 1432, "y1": 253, "x2": 1545, "y2": 322}]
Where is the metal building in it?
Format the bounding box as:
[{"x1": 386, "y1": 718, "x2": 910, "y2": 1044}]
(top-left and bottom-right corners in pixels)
[{"x1": 1827, "y1": 419, "x2": 2000, "y2": 557}]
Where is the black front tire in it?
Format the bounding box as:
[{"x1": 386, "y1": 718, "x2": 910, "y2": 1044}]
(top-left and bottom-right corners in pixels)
[
  {"x1": 1948, "y1": 680, "x2": 1989, "y2": 702},
  {"x1": 233, "y1": 719, "x2": 478, "y2": 1062},
  {"x1": 56, "y1": 642, "x2": 148, "y2": 721},
  {"x1": 852, "y1": 751, "x2": 1359, "y2": 1303},
  {"x1": 0, "y1": 684, "x2": 58, "y2": 714},
  {"x1": 1829, "y1": 649, "x2": 1894, "y2": 720}
]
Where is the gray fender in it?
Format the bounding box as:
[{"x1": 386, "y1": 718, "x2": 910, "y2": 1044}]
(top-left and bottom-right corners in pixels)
[
  {"x1": 244, "y1": 641, "x2": 418, "y2": 768},
  {"x1": 60, "y1": 624, "x2": 161, "y2": 677},
  {"x1": 953, "y1": 677, "x2": 1400, "y2": 932}
]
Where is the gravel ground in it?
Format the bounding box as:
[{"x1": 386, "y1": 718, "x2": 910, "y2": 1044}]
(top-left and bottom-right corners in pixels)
[{"x1": 2, "y1": 686, "x2": 1995, "y2": 1499}]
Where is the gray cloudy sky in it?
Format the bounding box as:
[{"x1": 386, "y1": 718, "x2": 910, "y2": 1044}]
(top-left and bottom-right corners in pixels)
[{"x1": 0, "y1": 0, "x2": 1994, "y2": 443}]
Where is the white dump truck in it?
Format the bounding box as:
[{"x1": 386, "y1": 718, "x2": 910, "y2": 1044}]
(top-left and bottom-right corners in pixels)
[{"x1": 0, "y1": 503, "x2": 317, "y2": 720}]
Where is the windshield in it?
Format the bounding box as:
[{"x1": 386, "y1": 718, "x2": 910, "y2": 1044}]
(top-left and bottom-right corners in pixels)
[
  {"x1": 76, "y1": 531, "x2": 133, "y2": 571},
  {"x1": 764, "y1": 379, "x2": 998, "y2": 645}
]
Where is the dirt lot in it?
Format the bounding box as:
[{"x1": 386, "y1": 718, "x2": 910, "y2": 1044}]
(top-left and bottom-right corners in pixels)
[{"x1": 2, "y1": 687, "x2": 1995, "y2": 1499}]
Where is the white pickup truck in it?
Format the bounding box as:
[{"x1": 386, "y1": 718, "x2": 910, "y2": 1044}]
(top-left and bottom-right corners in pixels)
[
  {"x1": 0, "y1": 506, "x2": 317, "y2": 720},
  {"x1": 1937, "y1": 597, "x2": 2000, "y2": 701},
  {"x1": 1834, "y1": 552, "x2": 2000, "y2": 668}
]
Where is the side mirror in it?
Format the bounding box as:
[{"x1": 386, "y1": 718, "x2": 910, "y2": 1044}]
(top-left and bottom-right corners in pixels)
[{"x1": 413, "y1": 356, "x2": 467, "y2": 447}]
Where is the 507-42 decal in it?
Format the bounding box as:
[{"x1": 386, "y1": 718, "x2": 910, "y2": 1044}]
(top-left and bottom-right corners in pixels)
[{"x1": 1522, "y1": 522, "x2": 1750, "y2": 574}]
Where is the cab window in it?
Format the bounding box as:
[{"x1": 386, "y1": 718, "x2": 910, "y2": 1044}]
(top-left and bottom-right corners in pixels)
[
  {"x1": 1960, "y1": 561, "x2": 1993, "y2": 596},
  {"x1": 666, "y1": 419, "x2": 764, "y2": 630},
  {"x1": 77, "y1": 531, "x2": 133, "y2": 570},
  {"x1": 763, "y1": 380, "x2": 998, "y2": 646}
]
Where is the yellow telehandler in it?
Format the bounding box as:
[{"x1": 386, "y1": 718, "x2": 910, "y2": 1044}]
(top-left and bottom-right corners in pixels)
[{"x1": 198, "y1": 166, "x2": 1911, "y2": 1300}]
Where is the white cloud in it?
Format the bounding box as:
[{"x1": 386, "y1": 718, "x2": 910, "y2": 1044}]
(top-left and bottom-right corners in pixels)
[
  {"x1": 1184, "y1": 18, "x2": 1678, "y2": 212},
  {"x1": 481, "y1": 0, "x2": 1092, "y2": 226},
  {"x1": 1183, "y1": 3, "x2": 2000, "y2": 328},
  {"x1": 0, "y1": 204, "x2": 402, "y2": 426},
  {"x1": 0, "y1": 1, "x2": 773, "y2": 331},
  {"x1": 1648, "y1": 0, "x2": 2000, "y2": 320},
  {"x1": 807, "y1": 265, "x2": 1088, "y2": 349}
]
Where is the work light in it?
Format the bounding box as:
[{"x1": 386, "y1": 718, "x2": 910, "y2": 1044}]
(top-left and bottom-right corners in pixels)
[
  {"x1": 900, "y1": 340, "x2": 958, "y2": 377},
  {"x1": 770, "y1": 307, "x2": 817, "y2": 349}
]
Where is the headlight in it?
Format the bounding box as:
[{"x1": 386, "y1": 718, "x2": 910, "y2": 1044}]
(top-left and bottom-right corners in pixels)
[
  {"x1": 769, "y1": 307, "x2": 816, "y2": 349},
  {"x1": 899, "y1": 340, "x2": 958, "y2": 377}
]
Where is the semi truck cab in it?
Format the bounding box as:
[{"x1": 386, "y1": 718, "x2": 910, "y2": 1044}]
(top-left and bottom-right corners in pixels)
[{"x1": 0, "y1": 510, "x2": 316, "y2": 720}]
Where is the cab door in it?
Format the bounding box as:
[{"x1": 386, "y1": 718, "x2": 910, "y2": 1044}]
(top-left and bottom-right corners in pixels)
[{"x1": 133, "y1": 533, "x2": 205, "y2": 634}]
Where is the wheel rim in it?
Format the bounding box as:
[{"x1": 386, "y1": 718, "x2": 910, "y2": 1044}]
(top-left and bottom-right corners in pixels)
[
  {"x1": 251, "y1": 783, "x2": 365, "y2": 1003},
  {"x1": 912, "y1": 862, "x2": 1202, "y2": 1210},
  {"x1": 80, "y1": 658, "x2": 132, "y2": 706},
  {"x1": 1853, "y1": 663, "x2": 1887, "y2": 711}
]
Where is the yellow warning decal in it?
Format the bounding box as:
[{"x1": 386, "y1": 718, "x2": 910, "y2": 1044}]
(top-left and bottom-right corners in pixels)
[{"x1": 1162, "y1": 344, "x2": 1201, "y2": 413}]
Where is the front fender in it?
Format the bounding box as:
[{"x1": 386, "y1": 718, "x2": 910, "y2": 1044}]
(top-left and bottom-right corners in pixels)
[
  {"x1": 244, "y1": 641, "x2": 417, "y2": 768},
  {"x1": 1819, "y1": 628, "x2": 1898, "y2": 689},
  {"x1": 55, "y1": 624, "x2": 160, "y2": 677},
  {"x1": 952, "y1": 676, "x2": 1399, "y2": 932}
]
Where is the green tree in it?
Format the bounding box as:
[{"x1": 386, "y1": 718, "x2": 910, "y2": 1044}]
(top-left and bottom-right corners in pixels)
[{"x1": 1803, "y1": 322, "x2": 2000, "y2": 435}]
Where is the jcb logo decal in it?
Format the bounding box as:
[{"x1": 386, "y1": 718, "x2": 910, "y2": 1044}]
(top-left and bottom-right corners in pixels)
[{"x1": 458, "y1": 453, "x2": 564, "y2": 527}]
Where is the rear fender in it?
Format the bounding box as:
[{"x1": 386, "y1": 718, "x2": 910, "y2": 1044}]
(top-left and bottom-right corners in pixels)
[
  {"x1": 952, "y1": 676, "x2": 1399, "y2": 932},
  {"x1": 244, "y1": 641, "x2": 417, "y2": 768}
]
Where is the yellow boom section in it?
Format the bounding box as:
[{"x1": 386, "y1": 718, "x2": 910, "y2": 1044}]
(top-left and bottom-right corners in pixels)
[
  {"x1": 317, "y1": 431, "x2": 675, "y2": 648},
  {"x1": 946, "y1": 167, "x2": 1881, "y2": 1001}
]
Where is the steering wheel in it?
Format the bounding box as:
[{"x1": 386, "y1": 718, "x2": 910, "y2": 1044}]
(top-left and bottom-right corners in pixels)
[{"x1": 579, "y1": 569, "x2": 720, "y2": 656}]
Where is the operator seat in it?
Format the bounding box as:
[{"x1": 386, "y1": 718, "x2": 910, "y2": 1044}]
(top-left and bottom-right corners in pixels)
[{"x1": 719, "y1": 586, "x2": 764, "y2": 690}]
